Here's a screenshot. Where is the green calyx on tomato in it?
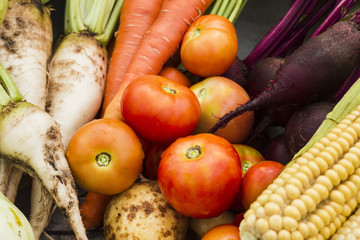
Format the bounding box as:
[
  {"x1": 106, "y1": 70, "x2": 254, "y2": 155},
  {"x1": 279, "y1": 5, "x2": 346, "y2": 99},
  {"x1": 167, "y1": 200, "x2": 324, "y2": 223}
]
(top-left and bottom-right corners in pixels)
[
  {"x1": 196, "y1": 88, "x2": 207, "y2": 98},
  {"x1": 193, "y1": 28, "x2": 201, "y2": 38},
  {"x1": 162, "y1": 85, "x2": 177, "y2": 94},
  {"x1": 185, "y1": 145, "x2": 202, "y2": 159},
  {"x1": 95, "y1": 152, "x2": 111, "y2": 167}
]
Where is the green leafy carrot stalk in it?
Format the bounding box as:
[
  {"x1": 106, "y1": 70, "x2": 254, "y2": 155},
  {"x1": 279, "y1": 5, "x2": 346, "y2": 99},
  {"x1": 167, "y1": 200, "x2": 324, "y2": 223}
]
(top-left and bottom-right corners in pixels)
[{"x1": 207, "y1": 0, "x2": 247, "y2": 23}]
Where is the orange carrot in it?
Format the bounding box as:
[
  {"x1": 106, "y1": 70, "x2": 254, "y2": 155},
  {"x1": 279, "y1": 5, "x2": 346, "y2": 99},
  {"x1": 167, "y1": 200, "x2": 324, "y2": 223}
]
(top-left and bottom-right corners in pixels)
[
  {"x1": 103, "y1": 0, "x2": 215, "y2": 120},
  {"x1": 80, "y1": 192, "x2": 113, "y2": 230},
  {"x1": 101, "y1": 0, "x2": 164, "y2": 114}
]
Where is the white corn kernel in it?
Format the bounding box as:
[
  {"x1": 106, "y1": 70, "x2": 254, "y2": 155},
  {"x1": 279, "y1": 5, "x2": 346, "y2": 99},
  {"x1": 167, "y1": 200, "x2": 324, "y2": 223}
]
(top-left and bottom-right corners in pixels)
[
  {"x1": 325, "y1": 169, "x2": 341, "y2": 186},
  {"x1": 269, "y1": 215, "x2": 282, "y2": 231},
  {"x1": 278, "y1": 229, "x2": 291, "y2": 240},
  {"x1": 263, "y1": 230, "x2": 277, "y2": 240},
  {"x1": 312, "y1": 183, "x2": 329, "y2": 200},
  {"x1": 284, "y1": 205, "x2": 301, "y2": 220},
  {"x1": 255, "y1": 218, "x2": 269, "y2": 234},
  {"x1": 300, "y1": 195, "x2": 316, "y2": 212},
  {"x1": 316, "y1": 175, "x2": 333, "y2": 190},
  {"x1": 291, "y1": 199, "x2": 307, "y2": 217},
  {"x1": 283, "y1": 216, "x2": 298, "y2": 231},
  {"x1": 264, "y1": 202, "x2": 281, "y2": 216},
  {"x1": 285, "y1": 184, "x2": 301, "y2": 200}
]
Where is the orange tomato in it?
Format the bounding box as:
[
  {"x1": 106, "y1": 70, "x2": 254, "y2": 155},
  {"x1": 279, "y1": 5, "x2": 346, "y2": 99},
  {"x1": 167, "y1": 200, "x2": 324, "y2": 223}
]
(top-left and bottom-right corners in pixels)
[
  {"x1": 201, "y1": 224, "x2": 240, "y2": 240},
  {"x1": 66, "y1": 118, "x2": 144, "y2": 195},
  {"x1": 181, "y1": 15, "x2": 238, "y2": 77},
  {"x1": 159, "y1": 66, "x2": 192, "y2": 87}
]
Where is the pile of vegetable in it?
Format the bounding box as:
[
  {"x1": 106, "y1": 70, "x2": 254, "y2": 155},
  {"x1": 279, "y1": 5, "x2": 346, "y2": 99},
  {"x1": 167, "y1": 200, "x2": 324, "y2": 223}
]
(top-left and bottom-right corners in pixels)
[{"x1": 2, "y1": 0, "x2": 360, "y2": 239}]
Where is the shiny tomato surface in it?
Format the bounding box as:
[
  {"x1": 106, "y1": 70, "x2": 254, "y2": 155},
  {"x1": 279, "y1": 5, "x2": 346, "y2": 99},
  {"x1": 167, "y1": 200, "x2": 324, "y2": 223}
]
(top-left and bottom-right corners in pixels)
[
  {"x1": 181, "y1": 15, "x2": 238, "y2": 77},
  {"x1": 158, "y1": 133, "x2": 242, "y2": 218},
  {"x1": 121, "y1": 75, "x2": 201, "y2": 144},
  {"x1": 66, "y1": 118, "x2": 144, "y2": 195}
]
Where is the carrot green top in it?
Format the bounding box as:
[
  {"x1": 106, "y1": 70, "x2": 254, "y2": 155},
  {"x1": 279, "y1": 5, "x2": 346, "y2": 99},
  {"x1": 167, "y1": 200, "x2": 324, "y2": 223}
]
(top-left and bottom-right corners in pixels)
[{"x1": 64, "y1": 0, "x2": 124, "y2": 46}]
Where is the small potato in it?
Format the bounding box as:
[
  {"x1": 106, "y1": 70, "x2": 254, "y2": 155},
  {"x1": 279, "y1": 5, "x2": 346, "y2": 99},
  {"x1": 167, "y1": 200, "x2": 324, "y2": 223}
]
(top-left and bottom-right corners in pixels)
[{"x1": 104, "y1": 180, "x2": 189, "y2": 240}]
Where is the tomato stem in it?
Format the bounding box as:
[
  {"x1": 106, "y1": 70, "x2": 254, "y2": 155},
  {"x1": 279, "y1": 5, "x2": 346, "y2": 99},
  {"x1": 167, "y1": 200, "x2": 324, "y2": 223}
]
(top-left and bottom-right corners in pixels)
[
  {"x1": 185, "y1": 145, "x2": 202, "y2": 159},
  {"x1": 96, "y1": 152, "x2": 111, "y2": 167},
  {"x1": 193, "y1": 28, "x2": 201, "y2": 38},
  {"x1": 162, "y1": 86, "x2": 177, "y2": 94}
]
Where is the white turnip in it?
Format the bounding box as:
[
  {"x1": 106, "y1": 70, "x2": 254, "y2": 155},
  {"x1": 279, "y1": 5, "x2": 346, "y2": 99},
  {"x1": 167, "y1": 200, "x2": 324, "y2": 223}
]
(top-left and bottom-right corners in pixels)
[
  {"x1": 0, "y1": 1, "x2": 53, "y2": 238},
  {"x1": 0, "y1": 63, "x2": 88, "y2": 240},
  {"x1": 46, "y1": 0, "x2": 122, "y2": 148}
]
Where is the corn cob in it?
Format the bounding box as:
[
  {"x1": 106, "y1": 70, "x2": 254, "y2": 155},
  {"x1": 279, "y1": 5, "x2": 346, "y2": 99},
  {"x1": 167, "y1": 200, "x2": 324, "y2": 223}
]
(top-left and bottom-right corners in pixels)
[
  {"x1": 331, "y1": 207, "x2": 360, "y2": 240},
  {"x1": 239, "y1": 105, "x2": 360, "y2": 240}
]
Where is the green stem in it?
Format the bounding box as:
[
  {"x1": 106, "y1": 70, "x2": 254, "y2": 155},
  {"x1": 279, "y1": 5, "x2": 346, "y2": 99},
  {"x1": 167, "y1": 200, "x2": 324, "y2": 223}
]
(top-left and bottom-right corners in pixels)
[
  {"x1": 65, "y1": 0, "x2": 86, "y2": 35},
  {"x1": 228, "y1": 0, "x2": 247, "y2": 23},
  {"x1": 96, "y1": 0, "x2": 124, "y2": 46},
  {"x1": 223, "y1": 0, "x2": 237, "y2": 19},
  {"x1": 0, "y1": 0, "x2": 8, "y2": 26},
  {"x1": 218, "y1": 0, "x2": 230, "y2": 17},
  {"x1": 0, "y1": 64, "x2": 22, "y2": 106},
  {"x1": 208, "y1": 0, "x2": 248, "y2": 24},
  {"x1": 292, "y1": 78, "x2": 360, "y2": 160},
  {"x1": 65, "y1": 0, "x2": 122, "y2": 46}
]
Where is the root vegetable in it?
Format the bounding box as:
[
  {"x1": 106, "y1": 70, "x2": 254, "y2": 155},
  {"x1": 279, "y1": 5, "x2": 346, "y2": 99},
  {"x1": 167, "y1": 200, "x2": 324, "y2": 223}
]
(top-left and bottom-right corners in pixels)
[
  {"x1": 210, "y1": 15, "x2": 360, "y2": 134},
  {"x1": 0, "y1": 1, "x2": 54, "y2": 238},
  {"x1": 283, "y1": 101, "x2": 335, "y2": 157},
  {"x1": 0, "y1": 64, "x2": 88, "y2": 240},
  {"x1": 46, "y1": 32, "x2": 108, "y2": 147}
]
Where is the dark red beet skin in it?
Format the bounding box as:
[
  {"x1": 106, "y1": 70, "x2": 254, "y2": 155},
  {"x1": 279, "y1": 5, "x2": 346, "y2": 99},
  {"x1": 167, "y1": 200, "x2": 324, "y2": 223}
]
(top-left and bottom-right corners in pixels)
[{"x1": 210, "y1": 18, "x2": 360, "y2": 134}]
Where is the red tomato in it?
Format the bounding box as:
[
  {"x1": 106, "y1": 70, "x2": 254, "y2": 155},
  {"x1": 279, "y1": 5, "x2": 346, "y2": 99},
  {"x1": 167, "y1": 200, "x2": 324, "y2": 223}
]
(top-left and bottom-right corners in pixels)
[
  {"x1": 180, "y1": 15, "x2": 238, "y2": 77},
  {"x1": 66, "y1": 118, "x2": 144, "y2": 195},
  {"x1": 159, "y1": 66, "x2": 192, "y2": 87},
  {"x1": 190, "y1": 76, "x2": 254, "y2": 144},
  {"x1": 240, "y1": 161, "x2": 284, "y2": 209},
  {"x1": 232, "y1": 212, "x2": 245, "y2": 228},
  {"x1": 201, "y1": 224, "x2": 240, "y2": 240},
  {"x1": 121, "y1": 75, "x2": 201, "y2": 144},
  {"x1": 230, "y1": 144, "x2": 265, "y2": 212},
  {"x1": 142, "y1": 143, "x2": 168, "y2": 180},
  {"x1": 158, "y1": 133, "x2": 242, "y2": 218}
]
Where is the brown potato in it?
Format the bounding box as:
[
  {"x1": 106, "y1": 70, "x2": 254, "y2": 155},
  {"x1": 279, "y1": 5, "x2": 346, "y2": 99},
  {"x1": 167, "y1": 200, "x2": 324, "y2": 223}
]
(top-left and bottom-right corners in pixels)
[{"x1": 104, "y1": 180, "x2": 188, "y2": 240}]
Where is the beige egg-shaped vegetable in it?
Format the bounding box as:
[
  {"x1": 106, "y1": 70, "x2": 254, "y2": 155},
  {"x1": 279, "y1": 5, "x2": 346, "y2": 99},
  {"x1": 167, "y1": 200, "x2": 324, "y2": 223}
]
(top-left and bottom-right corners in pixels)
[{"x1": 104, "y1": 180, "x2": 189, "y2": 240}]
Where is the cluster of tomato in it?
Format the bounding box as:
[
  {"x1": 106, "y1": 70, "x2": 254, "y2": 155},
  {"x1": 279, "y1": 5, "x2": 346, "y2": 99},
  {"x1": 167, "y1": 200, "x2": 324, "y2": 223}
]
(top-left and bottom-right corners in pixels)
[{"x1": 66, "y1": 14, "x2": 285, "y2": 239}]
